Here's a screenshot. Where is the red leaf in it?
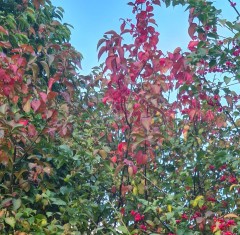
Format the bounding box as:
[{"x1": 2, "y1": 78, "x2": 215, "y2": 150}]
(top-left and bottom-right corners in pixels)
[
  {"x1": 33, "y1": 0, "x2": 45, "y2": 9},
  {"x1": 28, "y1": 124, "x2": 37, "y2": 137},
  {"x1": 31, "y1": 100, "x2": 41, "y2": 112},
  {"x1": 46, "y1": 109, "x2": 54, "y2": 119},
  {"x1": 49, "y1": 44, "x2": 61, "y2": 50},
  {"x1": 118, "y1": 142, "x2": 127, "y2": 152},
  {"x1": 120, "y1": 21, "x2": 126, "y2": 32},
  {"x1": 3, "y1": 86, "x2": 11, "y2": 96},
  {"x1": 189, "y1": 109, "x2": 196, "y2": 120},
  {"x1": 136, "y1": 151, "x2": 148, "y2": 165},
  {"x1": 48, "y1": 77, "x2": 55, "y2": 90},
  {"x1": 20, "y1": 44, "x2": 35, "y2": 54},
  {"x1": 102, "y1": 96, "x2": 109, "y2": 104},
  {"x1": 151, "y1": 84, "x2": 160, "y2": 94},
  {"x1": 188, "y1": 41, "x2": 199, "y2": 51},
  {"x1": 174, "y1": 47, "x2": 181, "y2": 54},
  {"x1": 18, "y1": 119, "x2": 29, "y2": 126},
  {"x1": 152, "y1": 0, "x2": 161, "y2": 5},
  {"x1": 198, "y1": 32, "x2": 206, "y2": 41},
  {"x1": 124, "y1": 159, "x2": 134, "y2": 166},
  {"x1": 120, "y1": 29, "x2": 133, "y2": 35},
  {"x1": 188, "y1": 23, "x2": 197, "y2": 39},
  {"x1": 39, "y1": 92, "x2": 47, "y2": 103},
  {"x1": 0, "y1": 26, "x2": 8, "y2": 35},
  {"x1": 47, "y1": 91, "x2": 58, "y2": 100},
  {"x1": 149, "y1": 18, "x2": 158, "y2": 26},
  {"x1": 106, "y1": 55, "x2": 116, "y2": 71},
  {"x1": 111, "y1": 156, "x2": 117, "y2": 163},
  {"x1": 150, "y1": 35, "x2": 159, "y2": 47},
  {"x1": 97, "y1": 38, "x2": 106, "y2": 50},
  {"x1": 104, "y1": 30, "x2": 118, "y2": 36},
  {"x1": 0, "y1": 41, "x2": 11, "y2": 48},
  {"x1": 116, "y1": 46, "x2": 124, "y2": 61},
  {"x1": 98, "y1": 46, "x2": 107, "y2": 61}
]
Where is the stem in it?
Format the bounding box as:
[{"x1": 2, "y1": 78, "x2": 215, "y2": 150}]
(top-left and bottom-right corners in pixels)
[
  {"x1": 118, "y1": 126, "x2": 132, "y2": 209},
  {"x1": 144, "y1": 141, "x2": 148, "y2": 200},
  {"x1": 9, "y1": 146, "x2": 17, "y2": 193},
  {"x1": 227, "y1": 0, "x2": 240, "y2": 18},
  {"x1": 16, "y1": 124, "x2": 47, "y2": 165},
  {"x1": 202, "y1": 76, "x2": 240, "y2": 135},
  {"x1": 109, "y1": 201, "x2": 131, "y2": 235}
]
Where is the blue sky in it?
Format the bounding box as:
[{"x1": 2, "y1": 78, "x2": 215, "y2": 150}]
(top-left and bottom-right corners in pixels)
[{"x1": 51, "y1": 1, "x2": 236, "y2": 75}]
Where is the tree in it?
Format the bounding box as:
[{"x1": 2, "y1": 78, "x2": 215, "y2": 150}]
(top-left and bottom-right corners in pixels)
[
  {"x1": 0, "y1": 0, "x2": 239, "y2": 234},
  {"x1": 96, "y1": 0, "x2": 239, "y2": 234},
  {"x1": 0, "y1": 0, "x2": 84, "y2": 234}
]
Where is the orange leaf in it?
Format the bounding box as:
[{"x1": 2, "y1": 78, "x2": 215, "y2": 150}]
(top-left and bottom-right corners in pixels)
[
  {"x1": 224, "y1": 213, "x2": 238, "y2": 218},
  {"x1": 141, "y1": 117, "x2": 152, "y2": 133},
  {"x1": 188, "y1": 23, "x2": 197, "y2": 39},
  {"x1": 23, "y1": 99, "x2": 31, "y2": 113},
  {"x1": 0, "y1": 26, "x2": 8, "y2": 35}
]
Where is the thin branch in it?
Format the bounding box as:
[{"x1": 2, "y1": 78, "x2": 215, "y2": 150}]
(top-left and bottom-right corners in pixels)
[
  {"x1": 227, "y1": 0, "x2": 240, "y2": 18},
  {"x1": 9, "y1": 146, "x2": 17, "y2": 193},
  {"x1": 15, "y1": 123, "x2": 47, "y2": 165},
  {"x1": 202, "y1": 76, "x2": 240, "y2": 135}
]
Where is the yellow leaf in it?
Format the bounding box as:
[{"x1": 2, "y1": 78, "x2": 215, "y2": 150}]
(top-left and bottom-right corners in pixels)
[
  {"x1": 40, "y1": 61, "x2": 50, "y2": 78},
  {"x1": 146, "y1": 220, "x2": 155, "y2": 227},
  {"x1": 235, "y1": 118, "x2": 240, "y2": 127},
  {"x1": 229, "y1": 184, "x2": 238, "y2": 191},
  {"x1": 167, "y1": 205, "x2": 172, "y2": 212},
  {"x1": 224, "y1": 213, "x2": 238, "y2": 218},
  {"x1": 192, "y1": 195, "x2": 204, "y2": 208},
  {"x1": 214, "y1": 230, "x2": 221, "y2": 235},
  {"x1": 196, "y1": 137, "x2": 202, "y2": 145},
  {"x1": 0, "y1": 209, "x2": 6, "y2": 218},
  {"x1": 213, "y1": 221, "x2": 220, "y2": 233},
  {"x1": 133, "y1": 186, "x2": 138, "y2": 195},
  {"x1": 141, "y1": 117, "x2": 152, "y2": 133},
  {"x1": 23, "y1": 99, "x2": 31, "y2": 113},
  {"x1": 156, "y1": 207, "x2": 162, "y2": 214},
  {"x1": 138, "y1": 182, "x2": 145, "y2": 195},
  {"x1": 41, "y1": 218, "x2": 47, "y2": 226},
  {"x1": 31, "y1": 63, "x2": 39, "y2": 80},
  {"x1": 98, "y1": 150, "x2": 107, "y2": 159}
]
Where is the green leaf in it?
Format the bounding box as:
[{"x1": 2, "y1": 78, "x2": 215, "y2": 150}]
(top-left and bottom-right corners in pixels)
[
  {"x1": 46, "y1": 212, "x2": 53, "y2": 217},
  {"x1": 51, "y1": 198, "x2": 67, "y2": 206},
  {"x1": 5, "y1": 217, "x2": 16, "y2": 228},
  {"x1": 12, "y1": 198, "x2": 21, "y2": 211},
  {"x1": 209, "y1": 60, "x2": 216, "y2": 68},
  {"x1": 177, "y1": 229, "x2": 185, "y2": 235},
  {"x1": 0, "y1": 103, "x2": 8, "y2": 114},
  {"x1": 165, "y1": 0, "x2": 171, "y2": 7},
  {"x1": 207, "y1": 32, "x2": 218, "y2": 39},
  {"x1": 198, "y1": 48, "x2": 207, "y2": 56},
  {"x1": 224, "y1": 76, "x2": 231, "y2": 85},
  {"x1": 117, "y1": 226, "x2": 129, "y2": 234}
]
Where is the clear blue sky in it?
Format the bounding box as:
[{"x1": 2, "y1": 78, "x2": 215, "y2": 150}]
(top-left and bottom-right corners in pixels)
[{"x1": 51, "y1": 1, "x2": 236, "y2": 75}]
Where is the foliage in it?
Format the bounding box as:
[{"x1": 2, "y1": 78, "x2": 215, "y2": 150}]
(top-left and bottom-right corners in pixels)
[
  {"x1": 0, "y1": 0, "x2": 239, "y2": 235},
  {"x1": 96, "y1": 0, "x2": 240, "y2": 234},
  {"x1": 0, "y1": 0, "x2": 83, "y2": 234}
]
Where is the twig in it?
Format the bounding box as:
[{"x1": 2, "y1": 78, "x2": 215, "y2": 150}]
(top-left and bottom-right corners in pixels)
[
  {"x1": 15, "y1": 123, "x2": 47, "y2": 165},
  {"x1": 227, "y1": 0, "x2": 240, "y2": 18}
]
